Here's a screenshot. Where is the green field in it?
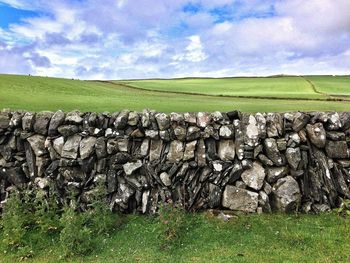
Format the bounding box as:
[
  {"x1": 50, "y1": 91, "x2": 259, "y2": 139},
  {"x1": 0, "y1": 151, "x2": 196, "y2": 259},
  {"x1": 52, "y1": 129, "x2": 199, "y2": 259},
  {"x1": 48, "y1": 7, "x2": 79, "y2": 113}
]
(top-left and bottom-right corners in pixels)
[
  {"x1": 117, "y1": 76, "x2": 325, "y2": 99},
  {"x1": 0, "y1": 74, "x2": 349, "y2": 113},
  {"x1": 1, "y1": 213, "x2": 350, "y2": 263},
  {"x1": 306, "y1": 76, "x2": 350, "y2": 96}
]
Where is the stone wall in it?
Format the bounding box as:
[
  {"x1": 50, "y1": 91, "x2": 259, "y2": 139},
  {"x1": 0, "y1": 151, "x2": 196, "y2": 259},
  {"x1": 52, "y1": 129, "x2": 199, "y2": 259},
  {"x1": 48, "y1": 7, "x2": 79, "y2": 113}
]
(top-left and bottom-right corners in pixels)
[{"x1": 0, "y1": 109, "x2": 350, "y2": 214}]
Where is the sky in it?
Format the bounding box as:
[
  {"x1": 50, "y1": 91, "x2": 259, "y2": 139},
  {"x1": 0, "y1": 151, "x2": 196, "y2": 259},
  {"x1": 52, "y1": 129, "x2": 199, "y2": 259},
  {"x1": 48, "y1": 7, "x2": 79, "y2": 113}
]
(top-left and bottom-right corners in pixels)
[{"x1": 0, "y1": 0, "x2": 349, "y2": 79}]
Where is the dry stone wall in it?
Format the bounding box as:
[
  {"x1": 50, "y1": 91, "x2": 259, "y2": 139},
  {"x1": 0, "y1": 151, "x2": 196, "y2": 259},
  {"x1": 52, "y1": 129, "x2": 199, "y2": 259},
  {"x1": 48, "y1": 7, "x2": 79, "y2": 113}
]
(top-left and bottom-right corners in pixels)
[{"x1": 1, "y1": 109, "x2": 350, "y2": 214}]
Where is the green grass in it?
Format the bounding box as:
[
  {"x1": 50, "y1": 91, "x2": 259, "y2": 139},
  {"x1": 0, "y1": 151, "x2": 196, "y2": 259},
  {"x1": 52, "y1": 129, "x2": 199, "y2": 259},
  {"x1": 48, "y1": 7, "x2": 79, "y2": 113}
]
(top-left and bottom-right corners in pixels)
[
  {"x1": 1, "y1": 212, "x2": 349, "y2": 262},
  {"x1": 306, "y1": 76, "x2": 350, "y2": 96},
  {"x1": 117, "y1": 76, "x2": 326, "y2": 99},
  {"x1": 0, "y1": 74, "x2": 350, "y2": 113}
]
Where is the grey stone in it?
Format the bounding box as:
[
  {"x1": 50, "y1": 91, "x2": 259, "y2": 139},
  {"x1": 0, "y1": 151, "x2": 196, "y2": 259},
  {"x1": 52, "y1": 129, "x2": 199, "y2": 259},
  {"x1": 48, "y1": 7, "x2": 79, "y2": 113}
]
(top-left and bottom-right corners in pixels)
[
  {"x1": 259, "y1": 191, "x2": 271, "y2": 213},
  {"x1": 219, "y1": 125, "x2": 234, "y2": 138},
  {"x1": 255, "y1": 112, "x2": 266, "y2": 138},
  {"x1": 9, "y1": 112, "x2": 23, "y2": 128},
  {"x1": 264, "y1": 138, "x2": 284, "y2": 166},
  {"x1": 241, "y1": 162, "x2": 266, "y2": 190},
  {"x1": 123, "y1": 160, "x2": 142, "y2": 176},
  {"x1": 203, "y1": 125, "x2": 219, "y2": 140},
  {"x1": 243, "y1": 114, "x2": 260, "y2": 146},
  {"x1": 61, "y1": 134, "x2": 82, "y2": 159},
  {"x1": 145, "y1": 129, "x2": 159, "y2": 139},
  {"x1": 48, "y1": 110, "x2": 65, "y2": 136},
  {"x1": 292, "y1": 112, "x2": 309, "y2": 132},
  {"x1": 197, "y1": 112, "x2": 211, "y2": 127},
  {"x1": 266, "y1": 166, "x2": 289, "y2": 183},
  {"x1": 79, "y1": 136, "x2": 97, "y2": 159},
  {"x1": 272, "y1": 176, "x2": 301, "y2": 212},
  {"x1": 155, "y1": 112, "x2": 170, "y2": 130},
  {"x1": 160, "y1": 172, "x2": 172, "y2": 186},
  {"x1": 306, "y1": 123, "x2": 326, "y2": 148},
  {"x1": 128, "y1": 111, "x2": 139, "y2": 126},
  {"x1": 217, "y1": 140, "x2": 235, "y2": 161},
  {"x1": 211, "y1": 111, "x2": 223, "y2": 122},
  {"x1": 114, "y1": 111, "x2": 129, "y2": 129},
  {"x1": 107, "y1": 139, "x2": 118, "y2": 155},
  {"x1": 325, "y1": 141, "x2": 348, "y2": 159},
  {"x1": 95, "y1": 137, "x2": 107, "y2": 159},
  {"x1": 159, "y1": 130, "x2": 170, "y2": 141},
  {"x1": 326, "y1": 112, "x2": 342, "y2": 130},
  {"x1": 208, "y1": 183, "x2": 222, "y2": 208},
  {"x1": 183, "y1": 140, "x2": 197, "y2": 161},
  {"x1": 234, "y1": 119, "x2": 244, "y2": 160},
  {"x1": 257, "y1": 154, "x2": 273, "y2": 166},
  {"x1": 117, "y1": 138, "x2": 128, "y2": 152},
  {"x1": 286, "y1": 147, "x2": 301, "y2": 170},
  {"x1": 58, "y1": 124, "x2": 79, "y2": 137},
  {"x1": 222, "y1": 185, "x2": 259, "y2": 213},
  {"x1": 184, "y1": 112, "x2": 197, "y2": 124},
  {"x1": 27, "y1": 135, "x2": 46, "y2": 156},
  {"x1": 149, "y1": 140, "x2": 163, "y2": 162},
  {"x1": 174, "y1": 125, "x2": 186, "y2": 141},
  {"x1": 0, "y1": 111, "x2": 10, "y2": 129},
  {"x1": 22, "y1": 112, "x2": 35, "y2": 131},
  {"x1": 53, "y1": 136, "x2": 64, "y2": 156},
  {"x1": 33, "y1": 111, "x2": 53, "y2": 135},
  {"x1": 131, "y1": 128, "x2": 144, "y2": 138},
  {"x1": 326, "y1": 131, "x2": 346, "y2": 141},
  {"x1": 196, "y1": 139, "x2": 206, "y2": 167},
  {"x1": 65, "y1": 110, "x2": 83, "y2": 124},
  {"x1": 167, "y1": 140, "x2": 184, "y2": 163},
  {"x1": 266, "y1": 113, "x2": 283, "y2": 137},
  {"x1": 141, "y1": 109, "x2": 150, "y2": 128},
  {"x1": 170, "y1": 112, "x2": 184, "y2": 123},
  {"x1": 140, "y1": 139, "x2": 149, "y2": 156},
  {"x1": 187, "y1": 126, "x2": 201, "y2": 141}
]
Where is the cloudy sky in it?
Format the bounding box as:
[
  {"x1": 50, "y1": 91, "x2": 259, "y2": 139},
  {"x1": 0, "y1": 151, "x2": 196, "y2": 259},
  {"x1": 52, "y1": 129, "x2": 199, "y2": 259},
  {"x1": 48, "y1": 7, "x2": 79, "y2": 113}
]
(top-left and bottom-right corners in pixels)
[{"x1": 0, "y1": 0, "x2": 349, "y2": 79}]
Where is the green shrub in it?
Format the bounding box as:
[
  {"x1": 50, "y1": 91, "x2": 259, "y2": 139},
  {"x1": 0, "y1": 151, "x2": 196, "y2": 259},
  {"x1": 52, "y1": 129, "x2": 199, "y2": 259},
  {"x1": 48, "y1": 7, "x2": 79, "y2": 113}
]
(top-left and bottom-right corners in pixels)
[
  {"x1": 85, "y1": 183, "x2": 117, "y2": 235},
  {"x1": 1, "y1": 191, "x2": 28, "y2": 250},
  {"x1": 157, "y1": 202, "x2": 187, "y2": 250},
  {"x1": 33, "y1": 189, "x2": 61, "y2": 234},
  {"x1": 59, "y1": 203, "x2": 95, "y2": 257}
]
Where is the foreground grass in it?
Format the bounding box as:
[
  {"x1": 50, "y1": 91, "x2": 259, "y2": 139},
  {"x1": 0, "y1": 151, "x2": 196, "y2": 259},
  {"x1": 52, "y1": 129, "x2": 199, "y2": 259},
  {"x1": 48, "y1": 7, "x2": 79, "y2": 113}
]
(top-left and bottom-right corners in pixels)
[
  {"x1": 1, "y1": 74, "x2": 350, "y2": 112},
  {"x1": 1, "y1": 212, "x2": 349, "y2": 263}
]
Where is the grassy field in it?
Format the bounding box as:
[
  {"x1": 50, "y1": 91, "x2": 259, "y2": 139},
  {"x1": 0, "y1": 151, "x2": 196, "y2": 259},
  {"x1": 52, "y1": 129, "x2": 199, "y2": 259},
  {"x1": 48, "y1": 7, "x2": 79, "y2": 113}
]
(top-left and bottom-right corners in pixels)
[
  {"x1": 306, "y1": 76, "x2": 350, "y2": 96},
  {"x1": 117, "y1": 76, "x2": 326, "y2": 99},
  {"x1": 0, "y1": 74, "x2": 349, "y2": 113},
  {"x1": 1, "y1": 212, "x2": 349, "y2": 263}
]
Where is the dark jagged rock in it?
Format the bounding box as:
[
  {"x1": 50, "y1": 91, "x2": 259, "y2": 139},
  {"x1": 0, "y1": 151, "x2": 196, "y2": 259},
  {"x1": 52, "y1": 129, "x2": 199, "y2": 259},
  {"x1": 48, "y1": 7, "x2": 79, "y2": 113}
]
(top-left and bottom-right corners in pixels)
[
  {"x1": 61, "y1": 134, "x2": 81, "y2": 159},
  {"x1": 27, "y1": 134, "x2": 46, "y2": 156},
  {"x1": 65, "y1": 110, "x2": 83, "y2": 124},
  {"x1": 48, "y1": 110, "x2": 65, "y2": 136},
  {"x1": 292, "y1": 112, "x2": 310, "y2": 132},
  {"x1": 325, "y1": 141, "x2": 349, "y2": 159},
  {"x1": 22, "y1": 112, "x2": 35, "y2": 131},
  {"x1": 58, "y1": 124, "x2": 79, "y2": 137},
  {"x1": 264, "y1": 138, "x2": 284, "y2": 166},
  {"x1": 33, "y1": 111, "x2": 53, "y2": 135},
  {"x1": 266, "y1": 166, "x2": 289, "y2": 184}
]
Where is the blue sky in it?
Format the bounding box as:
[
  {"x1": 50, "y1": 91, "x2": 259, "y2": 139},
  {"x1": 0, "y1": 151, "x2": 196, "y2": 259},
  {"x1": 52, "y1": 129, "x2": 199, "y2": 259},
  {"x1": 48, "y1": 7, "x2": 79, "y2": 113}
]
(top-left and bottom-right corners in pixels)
[{"x1": 0, "y1": 0, "x2": 349, "y2": 79}]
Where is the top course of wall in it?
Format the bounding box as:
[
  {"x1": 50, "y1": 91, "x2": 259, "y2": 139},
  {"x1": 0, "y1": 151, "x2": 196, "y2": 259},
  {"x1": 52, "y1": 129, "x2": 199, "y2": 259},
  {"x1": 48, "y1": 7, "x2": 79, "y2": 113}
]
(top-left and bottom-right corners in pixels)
[{"x1": 0, "y1": 109, "x2": 350, "y2": 214}]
